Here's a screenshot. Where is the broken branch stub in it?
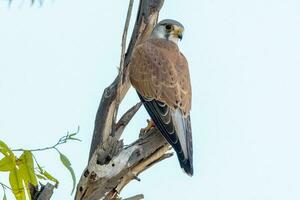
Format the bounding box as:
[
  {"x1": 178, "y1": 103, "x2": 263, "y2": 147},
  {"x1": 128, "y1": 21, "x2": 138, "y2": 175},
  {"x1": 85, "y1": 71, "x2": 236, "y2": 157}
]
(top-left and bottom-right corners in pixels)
[{"x1": 76, "y1": 128, "x2": 171, "y2": 200}]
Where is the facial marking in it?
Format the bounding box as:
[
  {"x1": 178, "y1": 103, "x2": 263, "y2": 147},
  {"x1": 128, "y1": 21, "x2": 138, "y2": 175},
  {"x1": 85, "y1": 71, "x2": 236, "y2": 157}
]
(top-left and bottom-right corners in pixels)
[{"x1": 151, "y1": 20, "x2": 184, "y2": 44}]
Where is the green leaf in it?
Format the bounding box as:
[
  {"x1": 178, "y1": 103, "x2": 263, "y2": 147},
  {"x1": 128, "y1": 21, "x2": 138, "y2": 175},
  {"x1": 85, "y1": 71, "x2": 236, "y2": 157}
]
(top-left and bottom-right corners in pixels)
[
  {"x1": 68, "y1": 137, "x2": 82, "y2": 142},
  {"x1": 0, "y1": 141, "x2": 13, "y2": 157},
  {"x1": 67, "y1": 127, "x2": 81, "y2": 142},
  {"x1": 35, "y1": 161, "x2": 59, "y2": 186},
  {"x1": 0, "y1": 156, "x2": 15, "y2": 172},
  {"x1": 69, "y1": 132, "x2": 77, "y2": 137},
  {"x1": 9, "y1": 167, "x2": 26, "y2": 200},
  {"x1": 43, "y1": 170, "x2": 59, "y2": 187},
  {"x1": 36, "y1": 174, "x2": 47, "y2": 180},
  {"x1": 18, "y1": 151, "x2": 38, "y2": 187},
  {"x1": 44, "y1": 171, "x2": 57, "y2": 182},
  {"x1": 69, "y1": 126, "x2": 80, "y2": 136},
  {"x1": 3, "y1": 192, "x2": 7, "y2": 200},
  {"x1": 59, "y1": 152, "x2": 76, "y2": 194},
  {"x1": 35, "y1": 161, "x2": 44, "y2": 173}
]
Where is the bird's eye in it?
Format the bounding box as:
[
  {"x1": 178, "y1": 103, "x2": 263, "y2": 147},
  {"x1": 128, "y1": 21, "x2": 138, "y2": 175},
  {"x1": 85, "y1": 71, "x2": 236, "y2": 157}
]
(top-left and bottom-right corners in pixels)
[{"x1": 165, "y1": 24, "x2": 172, "y2": 30}]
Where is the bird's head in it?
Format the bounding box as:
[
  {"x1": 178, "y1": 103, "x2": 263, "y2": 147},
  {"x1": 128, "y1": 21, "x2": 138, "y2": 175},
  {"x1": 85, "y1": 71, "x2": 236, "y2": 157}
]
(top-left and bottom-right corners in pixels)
[{"x1": 151, "y1": 19, "x2": 185, "y2": 44}]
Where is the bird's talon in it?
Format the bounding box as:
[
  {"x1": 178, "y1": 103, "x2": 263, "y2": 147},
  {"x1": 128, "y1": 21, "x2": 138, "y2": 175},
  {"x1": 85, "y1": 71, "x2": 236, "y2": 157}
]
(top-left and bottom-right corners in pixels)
[{"x1": 140, "y1": 119, "x2": 155, "y2": 136}]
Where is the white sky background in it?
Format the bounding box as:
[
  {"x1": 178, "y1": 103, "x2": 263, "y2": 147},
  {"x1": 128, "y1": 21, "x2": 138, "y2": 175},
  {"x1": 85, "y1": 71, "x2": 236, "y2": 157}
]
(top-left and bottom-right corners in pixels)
[{"x1": 1, "y1": 0, "x2": 300, "y2": 199}]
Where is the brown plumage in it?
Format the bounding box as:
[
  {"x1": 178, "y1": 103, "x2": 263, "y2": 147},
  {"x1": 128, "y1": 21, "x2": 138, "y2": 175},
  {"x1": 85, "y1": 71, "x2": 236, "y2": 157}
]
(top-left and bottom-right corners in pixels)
[
  {"x1": 129, "y1": 19, "x2": 193, "y2": 176},
  {"x1": 129, "y1": 38, "x2": 192, "y2": 115}
]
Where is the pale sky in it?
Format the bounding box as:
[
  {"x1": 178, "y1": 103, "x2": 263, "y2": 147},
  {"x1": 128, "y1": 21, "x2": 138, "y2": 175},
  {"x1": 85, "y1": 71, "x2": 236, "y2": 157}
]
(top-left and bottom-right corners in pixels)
[{"x1": 1, "y1": 0, "x2": 300, "y2": 199}]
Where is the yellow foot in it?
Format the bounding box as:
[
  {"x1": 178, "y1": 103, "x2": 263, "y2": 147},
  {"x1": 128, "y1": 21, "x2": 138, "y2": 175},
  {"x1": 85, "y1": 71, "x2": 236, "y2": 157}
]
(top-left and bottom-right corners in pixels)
[{"x1": 140, "y1": 119, "x2": 155, "y2": 136}]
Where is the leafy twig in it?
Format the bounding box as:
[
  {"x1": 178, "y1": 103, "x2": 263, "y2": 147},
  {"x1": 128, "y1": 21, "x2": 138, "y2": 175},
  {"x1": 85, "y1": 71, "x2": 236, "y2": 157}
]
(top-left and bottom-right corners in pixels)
[{"x1": 12, "y1": 127, "x2": 80, "y2": 152}]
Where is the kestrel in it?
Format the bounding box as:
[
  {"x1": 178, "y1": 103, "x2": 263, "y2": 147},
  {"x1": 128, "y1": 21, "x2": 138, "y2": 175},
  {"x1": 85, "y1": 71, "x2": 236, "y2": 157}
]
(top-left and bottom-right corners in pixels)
[{"x1": 129, "y1": 19, "x2": 193, "y2": 176}]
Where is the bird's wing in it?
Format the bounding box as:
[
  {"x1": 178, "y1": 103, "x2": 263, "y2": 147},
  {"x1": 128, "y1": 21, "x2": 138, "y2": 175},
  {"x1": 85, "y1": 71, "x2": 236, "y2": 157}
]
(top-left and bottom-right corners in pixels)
[{"x1": 129, "y1": 39, "x2": 193, "y2": 175}]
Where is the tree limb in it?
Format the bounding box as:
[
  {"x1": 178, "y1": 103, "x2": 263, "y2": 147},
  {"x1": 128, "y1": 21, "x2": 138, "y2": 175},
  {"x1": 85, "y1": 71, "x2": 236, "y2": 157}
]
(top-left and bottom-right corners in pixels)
[
  {"x1": 115, "y1": 102, "x2": 142, "y2": 140},
  {"x1": 113, "y1": 0, "x2": 135, "y2": 137},
  {"x1": 76, "y1": 128, "x2": 171, "y2": 200},
  {"x1": 75, "y1": 1, "x2": 167, "y2": 199},
  {"x1": 88, "y1": 0, "x2": 164, "y2": 160}
]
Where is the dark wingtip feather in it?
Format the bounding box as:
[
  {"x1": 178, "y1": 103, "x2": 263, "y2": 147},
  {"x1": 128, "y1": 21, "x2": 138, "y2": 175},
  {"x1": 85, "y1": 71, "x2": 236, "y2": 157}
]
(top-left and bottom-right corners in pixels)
[
  {"x1": 137, "y1": 92, "x2": 194, "y2": 176},
  {"x1": 182, "y1": 115, "x2": 193, "y2": 176},
  {"x1": 179, "y1": 158, "x2": 193, "y2": 176}
]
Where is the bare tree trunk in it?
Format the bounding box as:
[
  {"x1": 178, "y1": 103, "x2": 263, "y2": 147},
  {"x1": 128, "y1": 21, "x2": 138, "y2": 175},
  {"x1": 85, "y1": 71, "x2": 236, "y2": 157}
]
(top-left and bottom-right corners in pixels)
[{"x1": 75, "y1": 0, "x2": 171, "y2": 200}]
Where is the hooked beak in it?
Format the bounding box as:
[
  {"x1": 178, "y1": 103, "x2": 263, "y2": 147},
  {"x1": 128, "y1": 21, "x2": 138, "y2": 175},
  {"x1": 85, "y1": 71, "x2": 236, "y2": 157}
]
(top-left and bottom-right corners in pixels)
[
  {"x1": 178, "y1": 32, "x2": 183, "y2": 40},
  {"x1": 174, "y1": 28, "x2": 184, "y2": 41}
]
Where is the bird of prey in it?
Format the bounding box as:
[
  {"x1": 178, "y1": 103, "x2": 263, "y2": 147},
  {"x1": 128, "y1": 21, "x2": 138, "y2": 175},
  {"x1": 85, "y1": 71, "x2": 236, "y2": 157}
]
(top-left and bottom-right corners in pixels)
[{"x1": 129, "y1": 19, "x2": 193, "y2": 176}]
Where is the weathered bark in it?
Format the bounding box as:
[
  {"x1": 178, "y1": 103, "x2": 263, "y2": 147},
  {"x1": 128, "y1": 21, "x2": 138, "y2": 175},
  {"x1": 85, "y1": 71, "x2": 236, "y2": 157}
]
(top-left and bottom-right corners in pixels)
[
  {"x1": 36, "y1": 184, "x2": 55, "y2": 200},
  {"x1": 75, "y1": 1, "x2": 170, "y2": 200},
  {"x1": 31, "y1": 183, "x2": 55, "y2": 200},
  {"x1": 88, "y1": 0, "x2": 164, "y2": 160}
]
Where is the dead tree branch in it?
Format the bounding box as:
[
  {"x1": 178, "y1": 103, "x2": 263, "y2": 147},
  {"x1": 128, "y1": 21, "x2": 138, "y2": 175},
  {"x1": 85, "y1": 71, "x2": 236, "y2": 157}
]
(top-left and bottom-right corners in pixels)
[
  {"x1": 75, "y1": 1, "x2": 168, "y2": 199},
  {"x1": 30, "y1": 183, "x2": 55, "y2": 200}
]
